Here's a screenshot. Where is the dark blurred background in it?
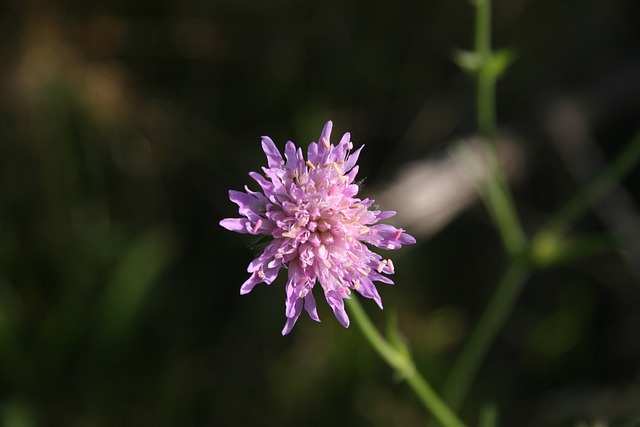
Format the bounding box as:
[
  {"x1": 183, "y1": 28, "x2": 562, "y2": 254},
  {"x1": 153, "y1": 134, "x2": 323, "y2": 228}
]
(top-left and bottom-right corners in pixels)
[{"x1": 1, "y1": 0, "x2": 639, "y2": 426}]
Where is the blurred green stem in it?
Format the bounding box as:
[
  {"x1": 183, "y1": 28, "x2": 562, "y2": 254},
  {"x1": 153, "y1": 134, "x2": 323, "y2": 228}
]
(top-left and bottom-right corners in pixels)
[
  {"x1": 538, "y1": 131, "x2": 640, "y2": 238},
  {"x1": 475, "y1": 0, "x2": 493, "y2": 138},
  {"x1": 346, "y1": 297, "x2": 467, "y2": 427},
  {"x1": 474, "y1": 0, "x2": 527, "y2": 257},
  {"x1": 434, "y1": 1, "x2": 532, "y2": 414},
  {"x1": 439, "y1": 257, "x2": 530, "y2": 412}
]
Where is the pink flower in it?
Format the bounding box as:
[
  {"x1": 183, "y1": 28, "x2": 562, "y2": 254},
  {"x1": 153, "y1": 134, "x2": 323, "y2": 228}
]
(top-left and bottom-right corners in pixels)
[{"x1": 221, "y1": 121, "x2": 415, "y2": 335}]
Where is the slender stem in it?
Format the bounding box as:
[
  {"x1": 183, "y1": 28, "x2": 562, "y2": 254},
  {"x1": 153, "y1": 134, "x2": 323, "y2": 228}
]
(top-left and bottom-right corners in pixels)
[
  {"x1": 483, "y1": 167, "x2": 527, "y2": 257},
  {"x1": 474, "y1": 0, "x2": 527, "y2": 257},
  {"x1": 539, "y1": 131, "x2": 640, "y2": 238},
  {"x1": 346, "y1": 297, "x2": 468, "y2": 427},
  {"x1": 427, "y1": 3, "x2": 532, "y2": 423},
  {"x1": 475, "y1": 0, "x2": 493, "y2": 140},
  {"x1": 440, "y1": 257, "x2": 530, "y2": 412}
]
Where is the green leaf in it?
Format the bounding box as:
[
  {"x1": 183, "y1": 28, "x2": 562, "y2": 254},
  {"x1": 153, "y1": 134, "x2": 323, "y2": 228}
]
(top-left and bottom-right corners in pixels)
[
  {"x1": 484, "y1": 48, "x2": 517, "y2": 79},
  {"x1": 452, "y1": 48, "x2": 516, "y2": 78},
  {"x1": 530, "y1": 232, "x2": 619, "y2": 268},
  {"x1": 452, "y1": 49, "x2": 483, "y2": 74}
]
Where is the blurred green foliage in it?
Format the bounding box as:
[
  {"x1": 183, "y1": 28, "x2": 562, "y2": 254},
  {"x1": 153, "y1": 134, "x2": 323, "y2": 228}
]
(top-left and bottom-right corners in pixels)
[{"x1": 0, "y1": 0, "x2": 639, "y2": 426}]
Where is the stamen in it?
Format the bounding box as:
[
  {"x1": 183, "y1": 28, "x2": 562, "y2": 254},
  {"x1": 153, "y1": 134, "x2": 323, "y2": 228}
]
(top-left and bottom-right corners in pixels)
[
  {"x1": 393, "y1": 230, "x2": 403, "y2": 241},
  {"x1": 257, "y1": 269, "x2": 265, "y2": 279},
  {"x1": 296, "y1": 276, "x2": 309, "y2": 286},
  {"x1": 322, "y1": 137, "x2": 330, "y2": 149},
  {"x1": 387, "y1": 259, "x2": 395, "y2": 274},
  {"x1": 282, "y1": 230, "x2": 297, "y2": 238},
  {"x1": 306, "y1": 161, "x2": 316, "y2": 170},
  {"x1": 331, "y1": 162, "x2": 342, "y2": 175},
  {"x1": 353, "y1": 279, "x2": 360, "y2": 290},
  {"x1": 253, "y1": 219, "x2": 263, "y2": 233},
  {"x1": 359, "y1": 227, "x2": 370, "y2": 234},
  {"x1": 376, "y1": 260, "x2": 387, "y2": 273}
]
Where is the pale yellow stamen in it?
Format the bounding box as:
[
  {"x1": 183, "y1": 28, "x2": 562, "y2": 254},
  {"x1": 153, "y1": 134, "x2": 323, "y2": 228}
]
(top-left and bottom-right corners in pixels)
[
  {"x1": 282, "y1": 230, "x2": 297, "y2": 238},
  {"x1": 331, "y1": 162, "x2": 342, "y2": 175},
  {"x1": 306, "y1": 161, "x2": 316, "y2": 170}
]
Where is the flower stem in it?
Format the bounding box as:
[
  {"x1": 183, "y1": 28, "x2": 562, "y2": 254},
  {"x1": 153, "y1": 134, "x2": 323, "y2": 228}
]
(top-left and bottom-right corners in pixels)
[
  {"x1": 433, "y1": 2, "x2": 531, "y2": 414},
  {"x1": 346, "y1": 297, "x2": 468, "y2": 427},
  {"x1": 474, "y1": 0, "x2": 527, "y2": 257},
  {"x1": 475, "y1": 0, "x2": 494, "y2": 139},
  {"x1": 439, "y1": 257, "x2": 530, "y2": 412}
]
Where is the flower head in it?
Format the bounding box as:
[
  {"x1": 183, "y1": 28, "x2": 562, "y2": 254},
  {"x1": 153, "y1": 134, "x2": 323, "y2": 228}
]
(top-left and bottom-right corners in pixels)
[{"x1": 220, "y1": 121, "x2": 415, "y2": 335}]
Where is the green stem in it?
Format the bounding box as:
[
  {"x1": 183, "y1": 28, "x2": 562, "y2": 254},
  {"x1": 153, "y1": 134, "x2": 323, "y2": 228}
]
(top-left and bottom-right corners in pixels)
[
  {"x1": 345, "y1": 297, "x2": 467, "y2": 427},
  {"x1": 475, "y1": 0, "x2": 493, "y2": 140},
  {"x1": 429, "y1": 2, "x2": 532, "y2": 422},
  {"x1": 474, "y1": 0, "x2": 527, "y2": 257},
  {"x1": 440, "y1": 257, "x2": 530, "y2": 412},
  {"x1": 539, "y1": 131, "x2": 640, "y2": 238}
]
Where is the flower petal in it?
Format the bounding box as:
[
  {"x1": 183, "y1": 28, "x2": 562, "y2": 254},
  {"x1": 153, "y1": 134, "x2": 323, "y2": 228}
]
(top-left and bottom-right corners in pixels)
[
  {"x1": 365, "y1": 224, "x2": 416, "y2": 249},
  {"x1": 282, "y1": 282, "x2": 304, "y2": 335},
  {"x1": 355, "y1": 277, "x2": 383, "y2": 309},
  {"x1": 219, "y1": 218, "x2": 251, "y2": 233},
  {"x1": 316, "y1": 121, "x2": 333, "y2": 163},
  {"x1": 228, "y1": 190, "x2": 262, "y2": 220},
  {"x1": 240, "y1": 272, "x2": 262, "y2": 295},
  {"x1": 281, "y1": 315, "x2": 300, "y2": 336},
  {"x1": 261, "y1": 136, "x2": 283, "y2": 168},
  {"x1": 325, "y1": 290, "x2": 350, "y2": 328},
  {"x1": 376, "y1": 210, "x2": 396, "y2": 220},
  {"x1": 304, "y1": 292, "x2": 320, "y2": 322},
  {"x1": 343, "y1": 145, "x2": 363, "y2": 172}
]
